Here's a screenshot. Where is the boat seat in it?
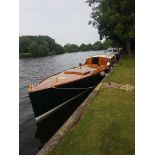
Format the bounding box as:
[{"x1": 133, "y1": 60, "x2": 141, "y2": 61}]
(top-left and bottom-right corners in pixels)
[{"x1": 64, "y1": 68, "x2": 90, "y2": 75}]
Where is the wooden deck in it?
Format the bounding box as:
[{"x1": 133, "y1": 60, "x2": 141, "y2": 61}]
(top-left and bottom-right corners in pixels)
[
  {"x1": 28, "y1": 65, "x2": 106, "y2": 93},
  {"x1": 28, "y1": 54, "x2": 115, "y2": 93}
]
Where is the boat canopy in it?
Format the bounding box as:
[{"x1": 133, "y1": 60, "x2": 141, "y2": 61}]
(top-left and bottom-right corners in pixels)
[{"x1": 85, "y1": 55, "x2": 111, "y2": 66}]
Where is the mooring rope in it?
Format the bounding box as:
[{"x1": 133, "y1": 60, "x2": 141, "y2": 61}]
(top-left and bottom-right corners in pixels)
[{"x1": 53, "y1": 85, "x2": 96, "y2": 90}]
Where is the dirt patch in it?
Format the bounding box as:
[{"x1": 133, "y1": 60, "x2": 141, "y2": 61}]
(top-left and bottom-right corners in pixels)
[{"x1": 102, "y1": 82, "x2": 134, "y2": 91}]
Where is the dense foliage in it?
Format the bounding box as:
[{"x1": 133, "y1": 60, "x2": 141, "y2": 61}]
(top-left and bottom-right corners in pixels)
[
  {"x1": 19, "y1": 35, "x2": 112, "y2": 58},
  {"x1": 19, "y1": 36, "x2": 64, "y2": 58},
  {"x1": 86, "y1": 0, "x2": 135, "y2": 55},
  {"x1": 64, "y1": 40, "x2": 112, "y2": 52},
  {"x1": 64, "y1": 43, "x2": 79, "y2": 53}
]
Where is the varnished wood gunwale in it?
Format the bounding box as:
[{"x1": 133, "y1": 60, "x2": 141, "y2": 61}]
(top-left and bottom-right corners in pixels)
[
  {"x1": 29, "y1": 73, "x2": 103, "y2": 117},
  {"x1": 28, "y1": 64, "x2": 107, "y2": 93}
]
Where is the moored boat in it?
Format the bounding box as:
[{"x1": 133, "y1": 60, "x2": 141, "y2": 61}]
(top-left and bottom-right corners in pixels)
[
  {"x1": 107, "y1": 47, "x2": 120, "y2": 61},
  {"x1": 28, "y1": 54, "x2": 116, "y2": 117}
]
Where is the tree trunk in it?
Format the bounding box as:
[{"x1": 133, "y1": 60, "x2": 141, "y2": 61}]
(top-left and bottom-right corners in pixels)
[{"x1": 126, "y1": 40, "x2": 132, "y2": 57}]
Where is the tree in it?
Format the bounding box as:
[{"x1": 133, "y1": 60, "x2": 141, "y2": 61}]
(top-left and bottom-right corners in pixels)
[
  {"x1": 102, "y1": 39, "x2": 113, "y2": 49},
  {"x1": 28, "y1": 42, "x2": 40, "y2": 57},
  {"x1": 64, "y1": 43, "x2": 79, "y2": 53},
  {"x1": 54, "y1": 44, "x2": 64, "y2": 54},
  {"x1": 79, "y1": 43, "x2": 93, "y2": 51},
  {"x1": 93, "y1": 41, "x2": 104, "y2": 50},
  {"x1": 79, "y1": 44, "x2": 87, "y2": 51},
  {"x1": 37, "y1": 35, "x2": 56, "y2": 53},
  {"x1": 28, "y1": 41, "x2": 48, "y2": 57},
  {"x1": 19, "y1": 36, "x2": 32, "y2": 53},
  {"x1": 87, "y1": 0, "x2": 135, "y2": 56},
  {"x1": 38, "y1": 41, "x2": 49, "y2": 56},
  {"x1": 19, "y1": 35, "x2": 65, "y2": 57}
]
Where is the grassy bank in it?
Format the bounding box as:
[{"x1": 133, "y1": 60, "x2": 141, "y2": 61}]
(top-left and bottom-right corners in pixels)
[{"x1": 49, "y1": 56, "x2": 135, "y2": 155}]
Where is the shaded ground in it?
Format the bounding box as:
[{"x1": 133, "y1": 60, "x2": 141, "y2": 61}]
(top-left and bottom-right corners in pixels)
[{"x1": 49, "y1": 56, "x2": 135, "y2": 155}]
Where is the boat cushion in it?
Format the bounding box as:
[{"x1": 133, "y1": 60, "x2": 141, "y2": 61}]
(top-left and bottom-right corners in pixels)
[{"x1": 64, "y1": 67, "x2": 90, "y2": 75}]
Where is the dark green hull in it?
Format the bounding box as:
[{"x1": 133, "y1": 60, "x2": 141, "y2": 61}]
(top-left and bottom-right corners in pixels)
[{"x1": 29, "y1": 74, "x2": 103, "y2": 117}]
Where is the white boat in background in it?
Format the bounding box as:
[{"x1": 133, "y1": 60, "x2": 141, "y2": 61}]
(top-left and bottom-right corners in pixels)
[{"x1": 107, "y1": 47, "x2": 120, "y2": 61}]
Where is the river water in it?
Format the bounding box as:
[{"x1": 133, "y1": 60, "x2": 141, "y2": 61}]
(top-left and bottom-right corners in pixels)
[{"x1": 19, "y1": 50, "x2": 106, "y2": 155}]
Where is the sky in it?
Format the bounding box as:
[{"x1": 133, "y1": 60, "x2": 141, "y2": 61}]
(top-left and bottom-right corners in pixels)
[{"x1": 19, "y1": 0, "x2": 100, "y2": 46}]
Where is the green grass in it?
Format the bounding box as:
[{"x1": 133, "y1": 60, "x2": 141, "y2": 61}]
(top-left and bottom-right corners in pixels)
[
  {"x1": 49, "y1": 56, "x2": 135, "y2": 155},
  {"x1": 105, "y1": 56, "x2": 135, "y2": 85}
]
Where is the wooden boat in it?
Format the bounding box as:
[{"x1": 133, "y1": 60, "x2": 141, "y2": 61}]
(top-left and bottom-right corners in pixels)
[{"x1": 28, "y1": 54, "x2": 115, "y2": 117}]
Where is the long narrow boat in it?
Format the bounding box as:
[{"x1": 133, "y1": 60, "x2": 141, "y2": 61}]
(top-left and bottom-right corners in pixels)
[{"x1": 28, "y1": 54, "x2": 115, "y2": 117}]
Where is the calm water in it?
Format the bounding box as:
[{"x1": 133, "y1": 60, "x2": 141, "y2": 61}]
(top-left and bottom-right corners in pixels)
[{"x1": 19, "y1": 50, "x2": 106, "y2": 155}]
